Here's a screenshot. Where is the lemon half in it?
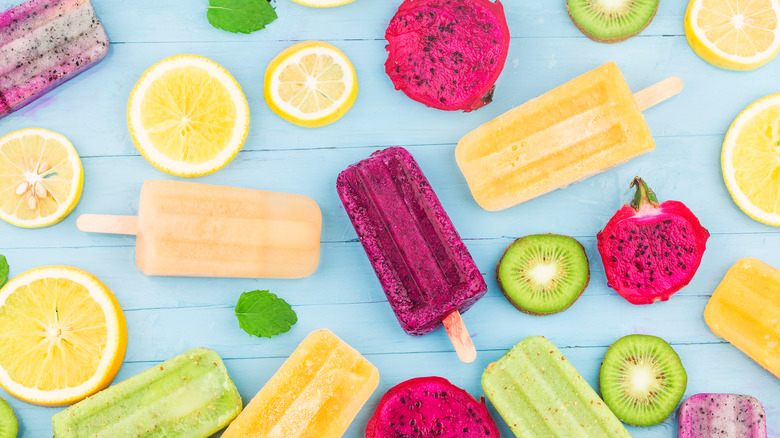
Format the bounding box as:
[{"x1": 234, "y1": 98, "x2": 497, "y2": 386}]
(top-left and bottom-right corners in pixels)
[
  {"x1": 0, "y1": 128, "x2": 83, "y2": 228},
  {"x1": 0, "y1": 266, "x2": 127, "y2": 406},
  {"x1": 723, "y1": 94, "x2": 780, "y2": 226},
  {"x1": 128, "y1": 55, "x2": 250, "y2": 177},
  {"x1": 264, "y1": 41, "x2": 358, "y2": 128},
  {"x1": 685, "y1": 0, "x2": 780, "y2": 71}
]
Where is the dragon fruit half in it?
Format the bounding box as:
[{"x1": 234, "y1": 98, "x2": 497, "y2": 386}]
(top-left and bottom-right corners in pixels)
[
  {"x1": 366, "y1": 376, "x2": 500, "y2": 437},
  {"x1": 597, "y1": 177, "x2": 709, "y2": 305},
  {"x1": 384, "y1": 0, "x2": 510, "y2": 112}
]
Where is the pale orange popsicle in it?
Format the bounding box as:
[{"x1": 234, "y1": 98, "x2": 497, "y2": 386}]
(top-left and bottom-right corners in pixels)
[
  {"x1": 704, "y1": 258, "x2": 780, "y2": 379},
  {"x1": 77, "y1": 180, "x2": 322, "y2": 278},
  {"x1": 222, "y1": 329, "x2": 379, "y2": 438},
  {"x1": 456, "y1": 62, "x2": 682, "y2": 211}
]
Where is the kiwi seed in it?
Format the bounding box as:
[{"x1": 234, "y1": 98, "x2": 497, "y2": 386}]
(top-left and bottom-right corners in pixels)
[
  {"x1": 0, "y1": 398, "x2": 17, "y2": 438},
  {"x1": 599, "y1": 334, "x2": 687, "y2": 427},
  {"x1": 566, "y1": 0, "x2": 660, "y2": 44},
  {"x1": 496, "y1": 234, "x2": 589, "y2": 315}
]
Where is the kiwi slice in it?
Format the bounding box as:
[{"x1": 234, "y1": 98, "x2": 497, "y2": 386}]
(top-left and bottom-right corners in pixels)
[
  {"x1": 599, "y1": 334, "x2": 687, "y2": 426},
  {"x1": 0, "y1": 398, "x2": 17, "y2": 438},
  {"x1": 496, "y1": 234, "x2": 589, "y2": 315},
  {"x1": 566, "y1": 0, "x2": 659, "y2": 44}
]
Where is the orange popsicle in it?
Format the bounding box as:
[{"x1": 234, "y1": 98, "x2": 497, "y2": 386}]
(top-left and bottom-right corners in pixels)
[
  {"x1": 704, "y1": 258, "x2": 780, "y2": 378},
  {"x1": 77, "y1": 180, "x2": 322, "y2": 278},
  {"x1": 223, "y1": 329, "x2": 379, "y2": 438},
  {"x1": 456, "y1": 62, "x2": 682, "y2": 211}
]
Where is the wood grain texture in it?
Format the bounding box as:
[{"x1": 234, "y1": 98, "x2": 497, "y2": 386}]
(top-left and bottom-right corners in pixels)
[{"x1": 0, "y1": 0, "x2": 778, "y2": 436}]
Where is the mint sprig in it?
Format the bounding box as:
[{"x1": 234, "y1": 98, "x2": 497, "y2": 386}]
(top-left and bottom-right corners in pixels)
[
  {"x1": 0, "y1": 255, "x2": 7, "y2": 288},
  {"x1": 207, "y1": 0, "x2": 278, "y2": 34},
  {"x1": 235, "y1": 290, "x2": 297, "y2": 338}
]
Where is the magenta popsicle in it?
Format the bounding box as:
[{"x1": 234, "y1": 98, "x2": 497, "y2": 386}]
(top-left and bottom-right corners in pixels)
[
  {"x1": 337, "y1": 147, "x2": 486, "y2": 362},
  {"x1": 0, "y1": 0, "x2": 109, "y2": 118},
  {"x1": 678, "y1": 393, "x2": 767, "y2": 438}
]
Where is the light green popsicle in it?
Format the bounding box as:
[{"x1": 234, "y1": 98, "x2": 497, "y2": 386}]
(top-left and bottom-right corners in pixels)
[
  {"x1": 52, "y1": 348, "x2": 242, "y2": 438},
  {"x1": 482, "y1": 336, "x2": 630, "y2": 437}
]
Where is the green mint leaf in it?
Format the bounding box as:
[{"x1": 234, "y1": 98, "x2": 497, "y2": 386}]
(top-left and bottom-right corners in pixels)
[
  {"x1": 0, "y1": 255, "x2": 7, "y2": 288},
  {"x1": 207, "y1": 0, "x2": 278, "y2": 34},
  {"x1": 235, "y1": 290, "x2": 297, "y2": 338}
]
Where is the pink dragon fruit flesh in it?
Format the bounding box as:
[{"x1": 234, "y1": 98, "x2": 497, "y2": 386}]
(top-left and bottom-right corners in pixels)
[
  {"x1": 366, "y1": 376, "x2": 500, "y2": 437},
  {"x1": 385, "y1": 0, "x2": 510, "y2": 112},
  {"x1": 597, "y1": 177, "x2": 709, "y2": 305}
]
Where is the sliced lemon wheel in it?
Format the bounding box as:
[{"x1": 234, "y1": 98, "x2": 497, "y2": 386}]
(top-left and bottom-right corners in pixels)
[
  {"x1": 723, "y1": 94, "x2": 780, "y2": 226},
  {"x1": 127, "y1": 55, "x2": 250, "y2": 177},
  {"x1": 685, "y1": 0, "x2": 780, "y2": 71},
  {"x1": 290, "y1": 0, "x2": 356, "y2": 7},
  {"x1": 0, "y1": 266, "x2": 127, "y2": 406},
  {"x1": 264, "y1": 41, "x2": 358, "y2": 128},
  {"x1": 0, "y1": 128, "x2": 83, "y2": 228}
]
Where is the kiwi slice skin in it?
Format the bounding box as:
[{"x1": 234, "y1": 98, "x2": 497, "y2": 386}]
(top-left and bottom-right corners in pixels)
[
  {"x1": 566, "y1": 0, "x2": 660, "y2": 44},
  {"x1": 496, "y1": 234, "x2": 590, "y2": 315},
  {"x1": 599, "y1": 334, "x2": 687, "y2": 427},
  {"x1": 0, "y1": 398, "x2": 17, "y2": 438}
]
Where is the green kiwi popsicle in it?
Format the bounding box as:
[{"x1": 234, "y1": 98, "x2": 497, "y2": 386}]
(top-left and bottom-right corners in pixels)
[
  {"x1": 482, "y1": 336, "x2": 630, "y2": 437},
  {"x1": 52, "y1": 348, "x2": 242, "y2": 437}
]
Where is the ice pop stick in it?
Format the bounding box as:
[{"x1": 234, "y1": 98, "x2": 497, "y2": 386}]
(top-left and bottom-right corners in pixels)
[
  {"x1": 77, "y1": 214, "x2": 138, "y2": 235},
  {"x1": 633, "y1": 76, "x2": 684, "y2": 111},
  {"x1": 442, "y1": 310, "x2": 477, "y2": 364}
]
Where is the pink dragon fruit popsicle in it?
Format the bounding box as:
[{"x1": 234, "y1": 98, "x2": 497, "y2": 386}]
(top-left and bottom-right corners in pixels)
[
  {"x1": 337, "y1": 147, "x2": 487, "y2": 363},
  {"x1": 0, "y1": 0, "x2": 109, "y2": 119},
  {"x1": 678, "y1": 393, "x2": 767, "y2": 438}
]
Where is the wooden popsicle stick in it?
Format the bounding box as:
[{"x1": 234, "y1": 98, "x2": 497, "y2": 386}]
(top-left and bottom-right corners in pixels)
[
  {"x1": 77, "y1": 214, "x2": 139, "y2": 235},
  {"x1": 442, "y1": 310, "x2": 477, "y2": 364},
  {"x1": 633, "y1": 76, "x2": 684, "y2": 111}
]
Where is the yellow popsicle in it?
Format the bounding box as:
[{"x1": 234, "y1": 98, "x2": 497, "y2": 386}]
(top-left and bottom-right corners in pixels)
[
  {"x1": 222, "y1": 329, "x2": 379, "y2": 438},
  {"x1": 456, "y1": 62, "x2": 678, "y2": 212},
  {"x1": 704, "y1": 258, "x2": 780, "y2": 378}
]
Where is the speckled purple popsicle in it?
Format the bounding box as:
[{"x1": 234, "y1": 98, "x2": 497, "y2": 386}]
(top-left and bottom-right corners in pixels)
[
  {"x1": 0, "y1": 0, "x2": 109, "y2": 119},
  {"x1": 678, "y1": 393, "x2": 767, "y2": 438},
  {"x1": 337, "y1": 147, "x2": 487, "y2": 336}
]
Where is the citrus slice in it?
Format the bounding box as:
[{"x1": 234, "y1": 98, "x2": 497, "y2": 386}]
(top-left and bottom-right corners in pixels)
[
  {"x1": 685, "y1": 0, "x2": 780, "y2": 70},
  {"x1": 723, "y1": 94, "x2": 780, "y2": 226},
  {"x1": 127, "y1": 55, "x2": 250, "y2": 177},
  {"x1": 290, "y1": 0, "x2": 356, "y2": 6},
  {"x1": 0, "y1": 128, "x2": 83, "y2": 228},
  {"x1": 264, "y1": 41, "x2": 358, "y2": 128},
  {"x1": 0, "y1": 266, "x2": 127, "y2": 406}
]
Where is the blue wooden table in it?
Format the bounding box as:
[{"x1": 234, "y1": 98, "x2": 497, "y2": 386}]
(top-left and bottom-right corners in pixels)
[{"x1": 0, "y1": 0, "x2": 778, "y2": 436}]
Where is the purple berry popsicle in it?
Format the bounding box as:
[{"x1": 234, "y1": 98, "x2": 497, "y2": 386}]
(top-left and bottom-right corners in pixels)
[
  {"x1": 337, "y1": 147, "x2": 487, "y2": 363},
  {"x1": 678, "y1": 394, "x2": 767, "y2": 438},
  {"x1": 0, "y1": 0, "x2": 109, "y2": 119}
]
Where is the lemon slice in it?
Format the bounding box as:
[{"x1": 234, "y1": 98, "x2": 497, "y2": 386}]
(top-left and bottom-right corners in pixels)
[
  {"x1": 264, "y1": 41, "x2": 358, "y2": 128},
  {"x1": 127, "y1": 55, "x2": 250, "y2": 177},
  {"x1": 0, "y1": 266, "x2": 126, "y2": 406},
  {"x1": 290, "y1": 0, "x2": 356, "y2": 6},
  {"x1": 723, "y1": 94, "x2": 780, "y2": 226},
  {"x1": 0, "y1": 128, "x2": 83, "y2": 228},
  {"x1": 685, "y1": 0, "x2": 780, "y2": 70}
]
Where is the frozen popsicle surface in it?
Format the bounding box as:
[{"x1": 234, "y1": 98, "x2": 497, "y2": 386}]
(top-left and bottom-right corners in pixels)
[
  {"x1": 0, "y1": 0, "x2": 109, "y2": 119},
  {"x1": 482, "y1": 336, "x2": 631, "y2": 437},
  {"x1": 336, "y1": 147, "x2": 487, "y2": 336},
  {"x1": 678, "y1": 393, "x2": 767, "y2": 438},
  {"x1": 456, "y1": 62, "x2": 656, "y2": 211},
  {"x1": 704, "y1": 258, "x2": 780, "y2": 378},
  {"x1": 222, "y1": 329, "x2": 379, "y2": 438},
  {"x1": 51, "y1": 348, "x2": 242, "y2": 438}
]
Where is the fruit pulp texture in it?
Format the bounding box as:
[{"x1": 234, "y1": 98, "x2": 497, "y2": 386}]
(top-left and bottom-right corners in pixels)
[
  {"x1": 482, "y1": 336, "x2": 631, "y2": 438},
  {"x1": 135, "y1": 180, "x2": 322, "y2": 278},
  {"x1": 337, "y1": 147, "x2": 487, "y2": 335},
  {"x1": 222, "y1": 329, "x2": 379, "y2": 438},
  {"x1": 456, "y1": 62, "x2": 655, "y2": 211},
  {"x1": 51, "y1": 348, "x2": 242, "y2": 438},
  {"x1": 0, "y1": 0, "x2": 109, "y2": 118},
  {"x1": 704, "y1": 258, "x2": 780, "y2": 378},
  {"x1": 678, "y1": 393, "x2": 767, "y2": 438}
]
